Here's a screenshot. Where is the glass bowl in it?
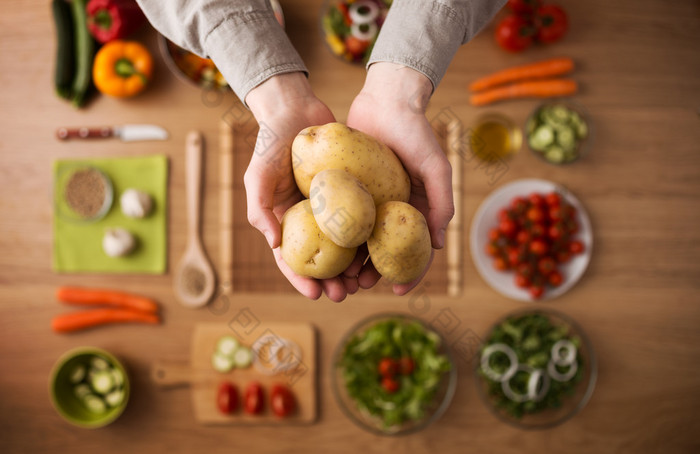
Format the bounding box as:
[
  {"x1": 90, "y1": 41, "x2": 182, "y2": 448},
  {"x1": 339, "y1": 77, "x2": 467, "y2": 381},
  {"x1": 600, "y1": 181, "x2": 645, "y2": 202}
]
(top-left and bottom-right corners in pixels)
[
  {"x1": 525, "y1": 98, "x2": 593, "y2": 165},
  {"x1": 331, "y1": 312, "x2": 457, "y2": 436},
  {"x1": 320, "y1": 0, "x2": 391, "y2": 65},
  {"x1": 54, "y1": 165, "x2": 113, "y2": 223},
  {"x1": 474, "y1": 308, "x2": 597, "y2": 429}
]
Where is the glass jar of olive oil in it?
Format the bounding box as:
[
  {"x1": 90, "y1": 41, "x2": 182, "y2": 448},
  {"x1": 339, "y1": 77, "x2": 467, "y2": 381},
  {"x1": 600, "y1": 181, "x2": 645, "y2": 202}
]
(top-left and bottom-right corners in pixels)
[{"x1": 469, "y1": 114, "x2": 522, "y2": 162}]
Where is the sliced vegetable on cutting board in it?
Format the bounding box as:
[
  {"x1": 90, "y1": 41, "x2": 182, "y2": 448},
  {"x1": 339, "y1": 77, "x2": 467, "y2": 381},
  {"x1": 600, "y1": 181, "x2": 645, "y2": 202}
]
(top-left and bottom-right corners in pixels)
[{"x1": 151, "y1": 322, "x2": 317, "y2": 425}]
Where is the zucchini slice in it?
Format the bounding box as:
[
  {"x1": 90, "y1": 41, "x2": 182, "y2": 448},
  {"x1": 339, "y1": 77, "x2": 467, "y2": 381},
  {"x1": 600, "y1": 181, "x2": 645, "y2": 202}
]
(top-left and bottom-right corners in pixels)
[
  {"x1": 211, "y1": 352, "x2": 235, "y2": 373},
  {"x1": 91, "y1": 370, "x2": 115, "y2": 395}
]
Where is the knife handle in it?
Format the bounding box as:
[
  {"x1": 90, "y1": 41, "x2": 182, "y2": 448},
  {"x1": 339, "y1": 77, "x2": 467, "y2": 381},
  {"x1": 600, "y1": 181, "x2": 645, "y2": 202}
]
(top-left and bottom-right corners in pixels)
[{"x1": 56, "y1": 127, "x2": 114, "y2": 140}]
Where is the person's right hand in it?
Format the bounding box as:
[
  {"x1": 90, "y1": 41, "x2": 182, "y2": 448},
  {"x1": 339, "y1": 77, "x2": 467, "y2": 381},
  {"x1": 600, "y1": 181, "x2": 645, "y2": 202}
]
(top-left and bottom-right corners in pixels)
[{"x1": 245, "y1": 72, "x2": 359, "y2": 302}]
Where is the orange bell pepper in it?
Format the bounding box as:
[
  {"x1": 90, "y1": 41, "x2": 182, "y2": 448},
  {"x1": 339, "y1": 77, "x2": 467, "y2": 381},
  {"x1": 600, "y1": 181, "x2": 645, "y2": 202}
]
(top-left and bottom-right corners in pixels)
[{"x1": 93, "y1": 40, "x2": 153, "y2": 97}]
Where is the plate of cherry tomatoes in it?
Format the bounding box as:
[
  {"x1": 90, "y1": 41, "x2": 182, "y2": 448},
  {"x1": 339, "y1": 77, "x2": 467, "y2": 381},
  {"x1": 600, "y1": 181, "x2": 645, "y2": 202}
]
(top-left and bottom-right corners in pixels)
[{"x1": 470, "y1": 179, "x2": 592, "y2": 301}]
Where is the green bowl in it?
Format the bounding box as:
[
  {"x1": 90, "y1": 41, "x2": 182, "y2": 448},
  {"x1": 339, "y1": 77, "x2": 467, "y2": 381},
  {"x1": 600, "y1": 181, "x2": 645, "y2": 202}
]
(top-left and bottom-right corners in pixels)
[{"x1": 49, "y1": 347, "x2": 130, "y2": 428}]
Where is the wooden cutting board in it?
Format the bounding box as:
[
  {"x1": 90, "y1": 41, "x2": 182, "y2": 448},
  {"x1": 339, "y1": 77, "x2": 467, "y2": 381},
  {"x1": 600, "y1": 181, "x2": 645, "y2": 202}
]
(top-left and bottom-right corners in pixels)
[{"x1": 152, "y1": 322, "x2": 317, "y2": 425}]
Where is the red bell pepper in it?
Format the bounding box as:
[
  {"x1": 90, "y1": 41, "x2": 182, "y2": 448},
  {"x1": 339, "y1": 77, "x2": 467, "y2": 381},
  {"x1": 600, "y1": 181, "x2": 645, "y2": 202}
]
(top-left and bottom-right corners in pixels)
[{"x1": 86, "y1": 0, "x2": 146, "y2": 44}]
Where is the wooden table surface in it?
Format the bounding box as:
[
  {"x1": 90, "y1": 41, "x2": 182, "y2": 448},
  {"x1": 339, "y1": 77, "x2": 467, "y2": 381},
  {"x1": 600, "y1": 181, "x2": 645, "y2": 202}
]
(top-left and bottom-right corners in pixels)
[{"x1": 1, "y1": 0, "x2": 700, "y2": 452}]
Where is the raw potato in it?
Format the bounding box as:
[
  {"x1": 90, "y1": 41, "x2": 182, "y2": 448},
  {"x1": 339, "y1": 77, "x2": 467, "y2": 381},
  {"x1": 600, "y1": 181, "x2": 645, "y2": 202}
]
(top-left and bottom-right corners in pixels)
[
  {"x1": 280, "y1": 200, "x2": 357, "y2": 279},
  {"x1": 310, "y1": 169, "x2": 376, "y2": 248},
  {"x1": 367, "y1": 202, "x2": 432, "y2": 284},
  {"x1": 292, "y1": 122, "x2": 410, "y2": 206}
]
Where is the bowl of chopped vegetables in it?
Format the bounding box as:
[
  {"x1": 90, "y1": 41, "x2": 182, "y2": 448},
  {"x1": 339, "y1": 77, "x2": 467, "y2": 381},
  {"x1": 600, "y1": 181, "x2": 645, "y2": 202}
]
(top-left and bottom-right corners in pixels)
[
  {"x1": 320, "y1": 0, "x2": 391, "y2": 64},
  {"x1": 475, "y1": 309, "x2": 596, "y2": 429},
  {"x1": 332, "y1": 313, "x2": 456, "y2": 435},
  {"x1": 49, "y1": 347, "x2": 129, "y2": 428},
  {"x1": 526, "y1": 99, "x2": 592, "y2": 164}
]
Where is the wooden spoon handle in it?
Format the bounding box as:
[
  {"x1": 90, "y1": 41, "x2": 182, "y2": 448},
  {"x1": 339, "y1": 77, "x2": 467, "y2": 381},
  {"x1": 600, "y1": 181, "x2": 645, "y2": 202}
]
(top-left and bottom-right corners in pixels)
[
  {"x1": 219, "y1": 121, "x2": 234, "y2": 288},
  {"x1": 186, "y1": 131, "x2": 204, "y2": 241}
]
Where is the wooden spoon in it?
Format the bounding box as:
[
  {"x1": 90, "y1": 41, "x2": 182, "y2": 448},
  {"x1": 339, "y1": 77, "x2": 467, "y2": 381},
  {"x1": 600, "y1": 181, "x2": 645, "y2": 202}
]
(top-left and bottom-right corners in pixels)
[{"x1": 174, "y1": 131, "x2": 216, "y2": 308}]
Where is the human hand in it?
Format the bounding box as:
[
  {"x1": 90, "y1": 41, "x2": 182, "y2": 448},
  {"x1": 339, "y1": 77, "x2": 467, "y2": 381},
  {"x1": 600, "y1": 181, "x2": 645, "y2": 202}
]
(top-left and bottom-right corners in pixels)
[
  {"x1": 245, "y1": 72, "x2": 360, "y2": 302},
  {"x1": 347, "y1": 62, "x2": 454, "y2": 295}
]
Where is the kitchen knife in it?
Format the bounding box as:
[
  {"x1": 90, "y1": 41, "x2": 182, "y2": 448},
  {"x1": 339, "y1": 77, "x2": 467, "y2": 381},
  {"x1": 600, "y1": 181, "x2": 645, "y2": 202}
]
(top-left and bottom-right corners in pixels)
[{"x1": 56, "y1": 124, "x2": 169, "y2": 142}]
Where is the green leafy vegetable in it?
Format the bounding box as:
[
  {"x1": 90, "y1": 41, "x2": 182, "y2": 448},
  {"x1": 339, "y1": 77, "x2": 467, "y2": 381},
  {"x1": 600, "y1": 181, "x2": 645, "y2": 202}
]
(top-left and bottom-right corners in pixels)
[{"x1": 338, "y1": 318, "x2": 451, "y2": 430}]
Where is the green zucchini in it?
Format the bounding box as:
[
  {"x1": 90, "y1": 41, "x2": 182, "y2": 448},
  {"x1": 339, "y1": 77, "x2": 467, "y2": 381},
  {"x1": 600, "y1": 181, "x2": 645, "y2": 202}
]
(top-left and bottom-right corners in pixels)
[
  {"x1": 52, "y1": 0, "x2": 74, "y2": 100},
  {"x1": 69, "y1": 0, "x2": 94, "y2": 108}
]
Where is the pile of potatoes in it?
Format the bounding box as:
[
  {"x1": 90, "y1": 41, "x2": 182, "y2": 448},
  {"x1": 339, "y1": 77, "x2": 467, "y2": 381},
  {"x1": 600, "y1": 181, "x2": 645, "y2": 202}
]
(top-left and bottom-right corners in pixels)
[{"x1": 280, "y1": 122, "x2": 432, "y2": 284}]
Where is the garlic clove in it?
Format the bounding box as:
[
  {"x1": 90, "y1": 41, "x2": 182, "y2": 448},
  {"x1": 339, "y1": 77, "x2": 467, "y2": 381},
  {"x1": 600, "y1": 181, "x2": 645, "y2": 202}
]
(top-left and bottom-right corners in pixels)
[
  {"x1": 103, "y1": 228, "x2": 137, "y2": 257},
  {"x1": 120, "y1": 189, "x2": 153, "y2": 219}
]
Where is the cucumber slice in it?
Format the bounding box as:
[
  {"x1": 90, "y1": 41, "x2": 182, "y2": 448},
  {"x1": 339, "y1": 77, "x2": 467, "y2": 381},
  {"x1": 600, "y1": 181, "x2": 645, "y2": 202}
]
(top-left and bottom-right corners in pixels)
[
  {"x1": 557, "y1": 128, "x2": 576, "y2": 152},
  {"x1": 105, "y1": 389, "x2": 125, "y2": 407},
  {"x1": 216, "y1": 336, "x2": 239, "y2": 358},
  {"x1": 529, "y1": 125, "x2": 554, "y2": 150},
  {"x1": 233, "y1": 346, "x2": 253, "y2": 368},
  {"x1": 550, "y1": 105, "x2": 571, "y2": 123},
  {"x1": 83, "y1": 394, "x2": 107, "y2": 414},
  {"x1": 112, "y1": 369, "x2": 125, "y2": 388},
  {"x1": 212, "y1": 352, "x2": 234, "y2": 373},
  {"x1": 575, "y1": 120, "x2": 588, "y2": 140},
  {"x1": 74, "y1": 383, "x2": 91, "y2": 399},
  {"x1": 545, "y1": 146, "x2": 565, "y2": 164},
  {"x1": 90, "y1": 356, "x2": 110, "y2": 371},
  {"x1": 69, "y1": 365, "x2": 86, "y2": 384},
  {"x1": 91, "y1": 370, "x2": 115, "y2": 395}
]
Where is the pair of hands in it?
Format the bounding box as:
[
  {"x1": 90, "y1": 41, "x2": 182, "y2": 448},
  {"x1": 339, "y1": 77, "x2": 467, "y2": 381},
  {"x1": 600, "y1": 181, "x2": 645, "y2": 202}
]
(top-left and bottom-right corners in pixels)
[{"x1": 244, "y1": 63, "x2": 454, "y2": 302}]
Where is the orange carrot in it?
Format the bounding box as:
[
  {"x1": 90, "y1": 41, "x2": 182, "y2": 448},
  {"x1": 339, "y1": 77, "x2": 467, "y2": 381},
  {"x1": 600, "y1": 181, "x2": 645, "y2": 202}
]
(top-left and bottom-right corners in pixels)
[
  {"x1": 469, "y1": 79, "x2": 578, "y2": 106},
  {"x1": 469, "y1": 58, "x2": 575, "y2": 92},
  {"x1": 56, "y1": 286, "x2": 159, "y2": 314},
  {"x1": 51, "y1": 309, "x2": 160, "y2": 333}
]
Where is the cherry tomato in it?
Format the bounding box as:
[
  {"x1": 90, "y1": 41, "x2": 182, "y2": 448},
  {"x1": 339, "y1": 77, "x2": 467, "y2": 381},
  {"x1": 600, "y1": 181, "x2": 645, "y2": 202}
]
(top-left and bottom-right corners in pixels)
[
  {"x1": 569, "y1": 240, "x2": 585, "y2": 254},
  {"x1": 535, "y1": 5, "x2": 568, "y2": 44},
  {"x1": 549, "y1": 206, "x2": 562, "y2": 222},
  {"x1": 486, "y1": 242, "x2": 500, "y2": 257},
  {"x1": 495, "y1": 15, "x2": 534, "y2": 52},
  {"x1": 344, "y1": 36, "x2": 370, "y2": 57},
  {"x1": 244, "y1": 382, "x2": 264, "y2": 415},
  {"x1": 515, "y1": 274, "x2": 530, "y2": 288},
  {"x1": 488, "y1": 228, "x2": 501, "y2": 242},
  {"x1": 511, "y1": 197, "x2": 529, "y2": 214},
  {"x1": 537, "y1": 256, "x2": 556, "y2": 275},
  {"x1": 217, "y1": 381, "x2": 238, "y2": 415},
  {"x1": 556, "y1": 250, "x2": 571, "y2": 263},
  {"x1": 530, "y1": 222, "x2": 546, "y2": 238},
  {"x1": 270, "y1": 384, "x2": 296, "y2": 418},
  {"x1": 506, "y1": 247, "x2": 521, "y2": 266},
  {"x1": 516, "y1": 230, "x2": 530, "y2": 244},
  {"x1": 548, "y1": 223, "x2": 566, "y2": 241},
  {"x1": 526, "y1": 207, "x2": 545, "y2": 223},
  {"x1": 499, "y1": 218, "x2": 517, "y2": 237},
  {"x1": 529, "y1": 285, "x2": 545, "y2": 299},
  {"x1": 507, "y1": 0, "x2": 541, "y2": 14},
  {"x1": 545, "y1": 192, "x2": 561, "y2": 207},
  {"x1": 399, "y1": 357, "x2": 415, "y2": 375},
  {"x1": 498, "y1": 208, "x2": 511, "y2": 222},
  {"x1": 517, "y1": 262, "x2": 534, "y2": 278},
  {"x1": 493, "y1": 257, "x2": 509, "y2": 271},
  {"x1": 529, "y1": 239, "x2": 548, "y2": 256},
  {"x1": 381, "y1": 377, "x2": 400, "y2": 394},
  {"x1": 378, "y1": 358, "x2": 397, "y2": 377},
  {"x1": 529, "y1": 193, "x2": 545, "y2": 207},
  {"x1": 548, "y1": 270, "x2": 563, "y2": 287}
]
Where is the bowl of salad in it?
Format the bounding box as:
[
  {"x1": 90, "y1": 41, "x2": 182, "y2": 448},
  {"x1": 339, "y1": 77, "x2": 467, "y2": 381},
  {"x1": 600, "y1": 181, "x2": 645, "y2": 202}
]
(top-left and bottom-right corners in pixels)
[
  {"x1": 526, "y1": 99, "x2": 592, "y2": 164},
  {"x1": 332, "y1": 313, "x2": 456, "y2": 435},
  {"x1": 475, "y1": 309, "x2": 596, "y2": 429},
  {"x1": 320, "y1": 0, "x2": 391, "y2": 64}
]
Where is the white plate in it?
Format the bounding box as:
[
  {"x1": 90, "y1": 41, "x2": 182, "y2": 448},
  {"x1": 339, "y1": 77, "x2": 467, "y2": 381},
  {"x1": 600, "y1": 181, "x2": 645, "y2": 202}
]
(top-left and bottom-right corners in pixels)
[{"x1": 469, "y1": 179, "x2": 593, "y2": 302}]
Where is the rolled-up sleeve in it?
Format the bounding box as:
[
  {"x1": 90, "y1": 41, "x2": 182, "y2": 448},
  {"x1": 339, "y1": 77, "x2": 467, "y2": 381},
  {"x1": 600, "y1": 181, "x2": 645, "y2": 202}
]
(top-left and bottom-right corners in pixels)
[
  {"x1": 136, "y1": 0, "x2": 307, "y2": 102},
  {"x1": 368, "y1": 0, "x2": 506, "y2": 90}
]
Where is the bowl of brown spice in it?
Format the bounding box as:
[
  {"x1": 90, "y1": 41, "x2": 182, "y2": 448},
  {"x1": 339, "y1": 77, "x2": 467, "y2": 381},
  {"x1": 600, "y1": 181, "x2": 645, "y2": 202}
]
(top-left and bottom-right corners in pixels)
[{"x1": 55, "y1": 166, "x2": 114, "y2": 222}]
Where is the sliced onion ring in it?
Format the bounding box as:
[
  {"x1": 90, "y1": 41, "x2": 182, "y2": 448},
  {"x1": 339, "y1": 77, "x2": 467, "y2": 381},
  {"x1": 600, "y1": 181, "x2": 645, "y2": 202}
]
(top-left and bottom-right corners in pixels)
[
  {"x1": 551, "y1": 340, "x2": 577, "y2": 366},
  {"x1": 502, "y1": 364, "x2": 534, "y2": 403},
  {"x1": 547, "y1": 358, "x2": 578, "y2": 382},
  {"x1": 349, "y1": 1, "x2": 379, "y2": 24},
  {"x1": 351, "y1": 22, "x2": 378, "y2": 42},
  {"x1": 527, "y1": 369, "x2": 550, "y2": 402},
  {"x1": 481, "y1": 343, "x2": 518, "y2": 382}
]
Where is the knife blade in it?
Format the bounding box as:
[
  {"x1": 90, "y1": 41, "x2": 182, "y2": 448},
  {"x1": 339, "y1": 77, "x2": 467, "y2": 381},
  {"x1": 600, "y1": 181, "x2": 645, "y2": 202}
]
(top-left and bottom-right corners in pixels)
[{"x1": 56, "y1": 124, "x2": 169, "y2": 142}]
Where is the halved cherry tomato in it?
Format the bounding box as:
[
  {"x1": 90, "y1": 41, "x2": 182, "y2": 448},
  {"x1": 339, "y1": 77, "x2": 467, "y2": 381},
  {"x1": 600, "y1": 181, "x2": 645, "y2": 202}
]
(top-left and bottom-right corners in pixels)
[
  {"x1": 244, "y1": 381, "x2": 264, "y2": 415},
  {"x1": 399, "y1": 357, "x2": 415, "y2": 375},
  {"x1": 270, "y1": 384, "x2": 296, "y2": 418},
  {"x1": 217, "y1": 381, "x2": 238, "y2": 415},
  {"x1": 378, "y1": 358, "x2": 397, "y2": 377},
  {"x1": 381, "y1": 377, "x2": 400, "y2": 393},
  {"x1": 495, "y1": 15, "x2": 535, "y2": 52}
]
